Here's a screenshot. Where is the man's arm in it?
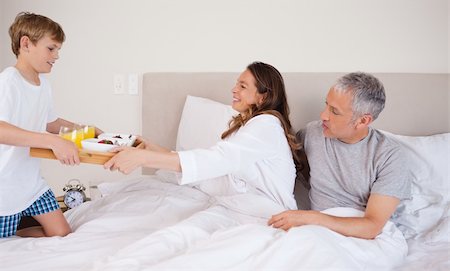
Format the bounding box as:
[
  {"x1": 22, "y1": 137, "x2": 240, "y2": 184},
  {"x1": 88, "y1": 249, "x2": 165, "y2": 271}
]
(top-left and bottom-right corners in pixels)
[{"x1": 268, "y1": 194, "x2": 400, "y2": 239}]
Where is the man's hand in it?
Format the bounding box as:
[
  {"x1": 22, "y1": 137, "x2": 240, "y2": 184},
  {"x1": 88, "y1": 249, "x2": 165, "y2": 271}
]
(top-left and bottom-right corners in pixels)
[
  {"x1": 268, "y1": 194, "x2": 400, "y2": 239},
  {"x1": 268, "y1": 210, "x2": 320, "y2": 231}
]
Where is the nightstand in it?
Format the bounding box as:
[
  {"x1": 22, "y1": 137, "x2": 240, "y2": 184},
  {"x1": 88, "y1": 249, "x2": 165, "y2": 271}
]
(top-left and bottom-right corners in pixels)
[{"x1": 56, "y1": 195, "x2": 69, "y2": 212}]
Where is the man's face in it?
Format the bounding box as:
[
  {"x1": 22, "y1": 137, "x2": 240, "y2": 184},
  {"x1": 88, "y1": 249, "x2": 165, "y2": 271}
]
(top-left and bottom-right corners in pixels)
[{"x1": 320, "y1": 87, "x2": 359, "y2": 143}]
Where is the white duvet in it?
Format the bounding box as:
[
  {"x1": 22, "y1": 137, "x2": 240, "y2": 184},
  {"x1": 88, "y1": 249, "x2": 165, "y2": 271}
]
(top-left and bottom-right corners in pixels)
[{"x1": 1, "y1": 174, "x2": 437, "y2": 271}]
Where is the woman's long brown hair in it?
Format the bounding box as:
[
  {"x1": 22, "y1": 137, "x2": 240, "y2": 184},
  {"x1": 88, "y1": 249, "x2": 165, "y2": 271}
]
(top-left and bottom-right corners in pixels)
[{"x1": 221, "y1": 62, "x2": 300, "y2": 163}]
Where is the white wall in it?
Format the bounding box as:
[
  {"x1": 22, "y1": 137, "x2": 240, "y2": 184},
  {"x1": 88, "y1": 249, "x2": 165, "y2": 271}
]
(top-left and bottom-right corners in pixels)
[{"x1": 1, "y1": 0, "x2": 448, "y2": 197}]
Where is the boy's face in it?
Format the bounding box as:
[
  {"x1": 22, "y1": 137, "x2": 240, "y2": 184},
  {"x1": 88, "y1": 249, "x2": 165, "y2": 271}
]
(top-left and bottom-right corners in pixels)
[{"x1": 24, "y1": 34, "x2": 62, "y2": 74}]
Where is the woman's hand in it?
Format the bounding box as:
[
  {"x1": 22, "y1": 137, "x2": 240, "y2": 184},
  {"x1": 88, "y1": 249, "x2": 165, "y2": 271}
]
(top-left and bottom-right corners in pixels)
[
  {"x1": 103, "y1": 147, "x2": 147, "y2": 174},
  {"x1": 135, "y1": 135, "x2": 172, "y2": 153},
  {"x1": 135, "y1": 136, "x2": 150, "y2": 150}
]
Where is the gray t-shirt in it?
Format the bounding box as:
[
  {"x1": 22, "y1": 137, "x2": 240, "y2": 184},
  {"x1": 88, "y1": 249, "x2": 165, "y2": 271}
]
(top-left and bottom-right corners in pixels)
[{"x1": 301, "y1": 121, "x2": 411, "y2": 211}]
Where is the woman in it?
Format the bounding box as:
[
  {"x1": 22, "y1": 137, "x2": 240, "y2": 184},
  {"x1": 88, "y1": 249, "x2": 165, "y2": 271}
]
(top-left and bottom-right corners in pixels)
[
  {"x1": 104, "y1": 61, "x2": 299, "y2": 210},
  {"x1": 96, "y1": 62, "x2": 300, "y2": 268}
]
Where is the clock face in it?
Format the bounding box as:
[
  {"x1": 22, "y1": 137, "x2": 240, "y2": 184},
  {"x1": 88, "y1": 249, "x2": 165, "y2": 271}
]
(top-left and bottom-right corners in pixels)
[{"x1": 64, "y1": 190, "x2": 85, "y2": 209}]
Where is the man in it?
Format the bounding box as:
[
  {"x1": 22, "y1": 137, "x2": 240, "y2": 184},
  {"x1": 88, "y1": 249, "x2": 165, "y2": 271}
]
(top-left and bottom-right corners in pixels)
[{"x1": 269, "y1": 72, "x2": 410, "y2": 240}]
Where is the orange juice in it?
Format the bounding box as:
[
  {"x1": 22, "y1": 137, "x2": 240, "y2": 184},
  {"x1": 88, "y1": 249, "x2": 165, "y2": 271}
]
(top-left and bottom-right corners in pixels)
[
  {"x1": 60, "y1": 127, "x2": 83, "y2": 148},
  {"x1": 74, "y1": 128, "x2": 84, "y2": 148},
  {"x1": 60, "y1": 130, "x2": 76, "y2": 142},
  {"x1": 83, "y1": 125, "x2": 96, "y2": 139}
]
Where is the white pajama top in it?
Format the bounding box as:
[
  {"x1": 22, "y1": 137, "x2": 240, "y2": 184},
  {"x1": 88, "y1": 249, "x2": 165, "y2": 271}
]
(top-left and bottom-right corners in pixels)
[{"x1": 178, "y1": 114, "x2": 297, "y2": 210}]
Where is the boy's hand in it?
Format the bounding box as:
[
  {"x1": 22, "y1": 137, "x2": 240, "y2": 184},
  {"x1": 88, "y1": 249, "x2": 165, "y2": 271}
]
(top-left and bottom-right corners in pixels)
[
  {"x1": 94, "y1": 127, "x2": 104, "y2": 137},
  {"x1": 50, "y1": 136, "x2": 80, "y2": 165}
]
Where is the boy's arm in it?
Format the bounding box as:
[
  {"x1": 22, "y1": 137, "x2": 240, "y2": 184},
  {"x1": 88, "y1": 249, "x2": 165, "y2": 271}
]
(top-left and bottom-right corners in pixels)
[
  {"x1": 46, "y1": 118, "x2": 76, "y2": 134},
  {"x1": 268, "y1": 194, "x2": 399, "y2": 239},
  {"x1": 1, "y1": 120, "x2": 58, "y2": 148},
  {"x1": 47, "y1": 118, "x2": 104, "y2": 136},
  {"x1": 0, "y1": 120, "x2": 80, "y2": 165}
]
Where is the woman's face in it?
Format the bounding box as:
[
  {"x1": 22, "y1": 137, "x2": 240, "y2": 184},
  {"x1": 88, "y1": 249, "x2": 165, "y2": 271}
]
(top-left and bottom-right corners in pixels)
[{"x1": 231, "y1": 69, "x2": 264, "y2": 114}]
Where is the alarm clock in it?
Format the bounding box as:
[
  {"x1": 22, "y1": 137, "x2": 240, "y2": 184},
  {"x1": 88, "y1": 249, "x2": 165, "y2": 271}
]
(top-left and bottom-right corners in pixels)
[{"x1": 63, "y1": 179, "x2": 87, "y2": 209}]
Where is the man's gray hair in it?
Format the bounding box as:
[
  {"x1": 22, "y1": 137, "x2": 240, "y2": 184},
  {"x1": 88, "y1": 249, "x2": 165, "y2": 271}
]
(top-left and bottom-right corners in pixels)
[{"x1": 333, "y1": 72, "x2": 386, "y2": 121}]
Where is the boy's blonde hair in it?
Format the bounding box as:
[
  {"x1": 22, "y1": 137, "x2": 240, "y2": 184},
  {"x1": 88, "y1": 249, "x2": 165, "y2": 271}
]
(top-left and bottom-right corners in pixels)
[{"x1": 9, "y1": 12, "x2": 65, "y2": 57}]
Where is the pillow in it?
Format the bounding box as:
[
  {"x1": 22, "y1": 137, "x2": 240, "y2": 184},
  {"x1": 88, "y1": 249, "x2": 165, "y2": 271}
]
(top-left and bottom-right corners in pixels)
[
  {"x1": 382, "y1": 131, "x2": 450, "y2": 241},
  {"x1": 176, "y1": 95, "x2": 237, "y2": 151}
]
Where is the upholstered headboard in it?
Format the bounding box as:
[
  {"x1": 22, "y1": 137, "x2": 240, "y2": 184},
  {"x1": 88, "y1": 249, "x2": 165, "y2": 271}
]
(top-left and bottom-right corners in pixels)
[{"x1": 142, "y1": 72, "x2": 448, "y2": 147}]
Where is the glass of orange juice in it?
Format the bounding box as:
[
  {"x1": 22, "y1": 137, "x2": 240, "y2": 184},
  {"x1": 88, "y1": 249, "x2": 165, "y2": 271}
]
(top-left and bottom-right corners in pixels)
[
  {"x1": 59, "y1": 126, "x2": 83, "y2": 148},
  {"x1": 83, "y1": 125, "x2": 96, "y2": 139},
  {"x1": 75, "y1": 125, "x2": 85, "y2": 148}
]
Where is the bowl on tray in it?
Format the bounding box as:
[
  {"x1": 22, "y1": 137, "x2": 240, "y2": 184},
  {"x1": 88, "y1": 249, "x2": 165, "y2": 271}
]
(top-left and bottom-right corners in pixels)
[{"x1": 81, "y1": 133, "x2": 137, "y2": 152}]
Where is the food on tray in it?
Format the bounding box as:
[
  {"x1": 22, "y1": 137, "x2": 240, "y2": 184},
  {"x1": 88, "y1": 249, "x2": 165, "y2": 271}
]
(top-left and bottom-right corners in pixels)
[
  {"x1": 81, "y1": 133, "x2": 137, "y2": 152},
  {"x1": 97, "y1": 133, "x2": 136, "y2": 147},
  {"x1": 111, "y1": 134, "x2": 133, "y2": 139},
  {"x1": 81, "y1": 139, "x2": 116, "y2": 152},
  {"x1": 98, "y1": 139, "x2": 114, "y2": 144}
]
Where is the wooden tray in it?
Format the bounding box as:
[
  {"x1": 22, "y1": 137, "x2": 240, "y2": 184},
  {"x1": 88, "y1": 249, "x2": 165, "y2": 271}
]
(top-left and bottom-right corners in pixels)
[{"x1": 30, "y1": 141, "x2": 144, "y2": 165}]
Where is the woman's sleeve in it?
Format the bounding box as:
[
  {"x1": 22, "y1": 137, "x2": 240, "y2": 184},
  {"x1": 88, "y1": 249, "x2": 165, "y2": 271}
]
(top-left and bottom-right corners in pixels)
[{"x1": 178, "y1": 114, "x2": 284, "y2": 184}]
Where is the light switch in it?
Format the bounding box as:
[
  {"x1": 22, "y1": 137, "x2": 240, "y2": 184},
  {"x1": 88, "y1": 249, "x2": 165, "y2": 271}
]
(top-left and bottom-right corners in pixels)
[{"x1": 128, "y1": 74, "x2": 139, "y2": 95}]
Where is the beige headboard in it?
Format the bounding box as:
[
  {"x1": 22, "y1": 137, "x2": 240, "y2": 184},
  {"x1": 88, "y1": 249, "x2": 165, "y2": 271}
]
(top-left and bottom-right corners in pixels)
[{"x1": 142, "y1": 72, "x2": 449, "y2": 154}]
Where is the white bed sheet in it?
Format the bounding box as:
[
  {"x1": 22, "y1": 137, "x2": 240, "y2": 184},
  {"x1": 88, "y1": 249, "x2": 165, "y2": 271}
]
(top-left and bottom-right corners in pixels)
[
  {"x1": 1, "y1": 174, "x2": 447, "y2": 271},
  {"x1": 0, "y1": 176, "x2": 210, "y2": 270},
  {"x1": 396, "y1": 239, "x2": 450, "y2": 271}
]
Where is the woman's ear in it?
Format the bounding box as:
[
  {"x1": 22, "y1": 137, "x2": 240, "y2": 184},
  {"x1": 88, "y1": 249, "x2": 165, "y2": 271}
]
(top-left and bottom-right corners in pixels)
[{"x1": 257, "y1": 93, "x2": 266, "y2": 106}]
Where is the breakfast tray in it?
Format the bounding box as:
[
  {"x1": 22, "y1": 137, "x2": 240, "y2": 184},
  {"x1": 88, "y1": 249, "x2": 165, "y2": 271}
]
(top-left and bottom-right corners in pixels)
[{"x1": 30, "y1": 141, "x2": 144, "y2": 165}]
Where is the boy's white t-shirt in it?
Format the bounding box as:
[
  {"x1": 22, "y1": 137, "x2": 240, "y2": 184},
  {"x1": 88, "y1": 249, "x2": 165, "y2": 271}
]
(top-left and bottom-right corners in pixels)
[{"x1": 0, "y1": 67, "x2": 57, "y2": 216}]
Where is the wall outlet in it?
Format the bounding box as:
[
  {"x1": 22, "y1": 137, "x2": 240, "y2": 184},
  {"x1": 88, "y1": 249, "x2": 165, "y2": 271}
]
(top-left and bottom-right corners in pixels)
[{"x1": 113, "y1": 74, "x2": 125, "y2": 94}]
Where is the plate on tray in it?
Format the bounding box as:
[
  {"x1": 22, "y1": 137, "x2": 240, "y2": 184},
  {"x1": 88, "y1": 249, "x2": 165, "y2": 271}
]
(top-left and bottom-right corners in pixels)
[
  {"x1": 81, "y1": 138, "x2": 120, "y2": 152},
  {"x1": 98, "y1": 133, "x2": 136, "y2": 146},
  {"x1": 81, "y1": 133, "x2": 137, "y2": 152}
]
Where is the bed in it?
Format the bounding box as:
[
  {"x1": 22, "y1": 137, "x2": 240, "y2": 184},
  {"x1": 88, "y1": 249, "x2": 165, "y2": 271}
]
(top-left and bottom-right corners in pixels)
[{"x1": 0, "y1": 72, "x2": 448, "y2": 270}]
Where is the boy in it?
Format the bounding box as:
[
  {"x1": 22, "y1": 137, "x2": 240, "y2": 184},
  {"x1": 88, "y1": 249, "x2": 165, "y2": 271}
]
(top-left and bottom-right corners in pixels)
[{"x1": 0, "y1": 12, "x2": 100, "y2": 238}]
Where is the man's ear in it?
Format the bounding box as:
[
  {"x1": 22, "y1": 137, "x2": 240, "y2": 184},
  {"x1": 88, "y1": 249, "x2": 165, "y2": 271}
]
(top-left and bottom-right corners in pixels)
[{"x1": 357, "y1": 114, "x2": 373, "y2": 128}]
